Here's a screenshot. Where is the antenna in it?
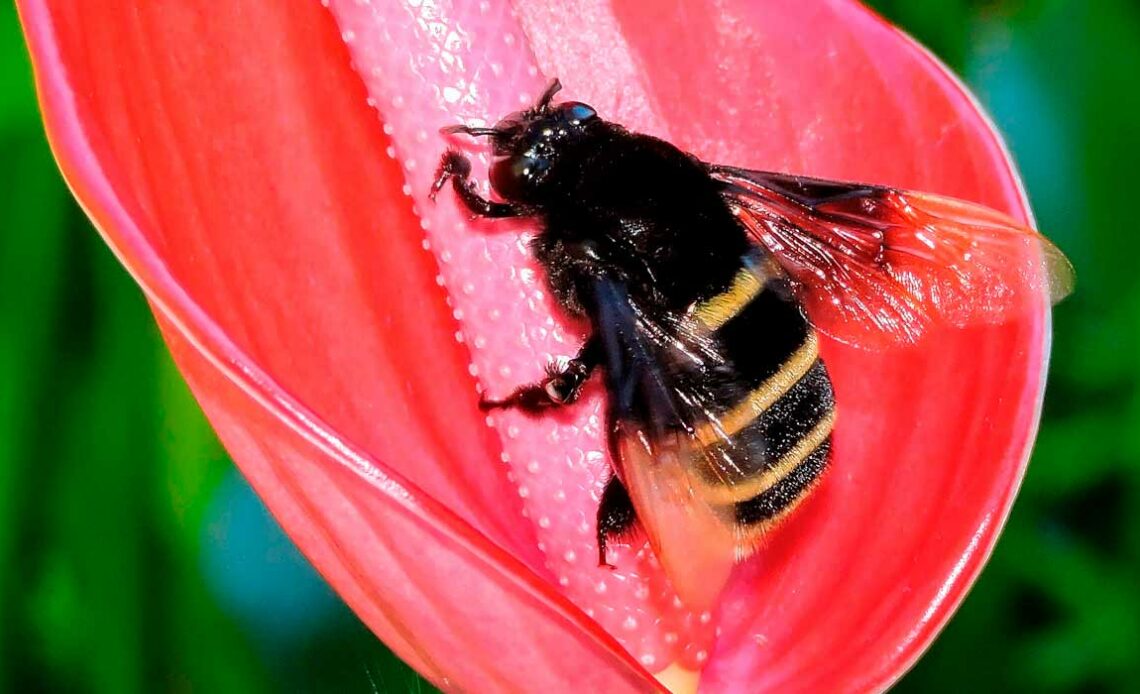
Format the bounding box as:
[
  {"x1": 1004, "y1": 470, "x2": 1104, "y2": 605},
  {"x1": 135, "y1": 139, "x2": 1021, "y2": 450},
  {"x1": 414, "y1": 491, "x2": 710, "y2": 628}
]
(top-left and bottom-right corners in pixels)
[
  {"x1": 439, "y1": 125, "x2": 499, "y2": 137},
  {"x1": 536, "y1": 78, "x2": 562, "y2": 110}
]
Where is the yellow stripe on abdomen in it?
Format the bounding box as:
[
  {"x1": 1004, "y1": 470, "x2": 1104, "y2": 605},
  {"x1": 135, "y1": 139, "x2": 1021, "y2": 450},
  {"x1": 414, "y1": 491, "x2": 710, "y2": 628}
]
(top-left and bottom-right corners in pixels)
[
  {"x1": 696, "y1": 409, "x2": 834, "y2": 504},
  {"x1": 693, "y1": 331, "x2": 820, "y2": 447},
  {"x1": 692, "y1": 257, "x2": 778, "y2": 330}
]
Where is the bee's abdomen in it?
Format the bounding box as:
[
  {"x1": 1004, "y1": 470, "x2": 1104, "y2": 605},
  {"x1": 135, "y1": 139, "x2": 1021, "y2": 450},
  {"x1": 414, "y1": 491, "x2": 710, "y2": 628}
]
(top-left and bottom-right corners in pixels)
[{"x1": 690, "y1": 253, "x2": 835, "y2": 542}]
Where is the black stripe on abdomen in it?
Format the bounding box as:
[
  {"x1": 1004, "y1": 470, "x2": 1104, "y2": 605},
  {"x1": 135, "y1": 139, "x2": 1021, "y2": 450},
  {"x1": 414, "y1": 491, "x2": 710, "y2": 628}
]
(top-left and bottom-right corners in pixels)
[
  {"x1": 716, "y1": 275, "x2": 810, "y2": 391},
  {"x1": 734, "y1": 438, "x2": 831, "y2": 526},
  {"x1": 699, "y1": 359, "x2": 834, "y2": 485}
]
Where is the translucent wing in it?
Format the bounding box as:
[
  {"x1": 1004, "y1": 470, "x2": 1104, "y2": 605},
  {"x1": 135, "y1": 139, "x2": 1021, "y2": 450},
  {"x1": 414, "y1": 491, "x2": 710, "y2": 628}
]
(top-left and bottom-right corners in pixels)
[
  {"x1": 709, "y1": 166, "x2": 1075, "y2": 348},
  {"x1": 591, "y1": 277, "x2": 827, "y2": 609}
]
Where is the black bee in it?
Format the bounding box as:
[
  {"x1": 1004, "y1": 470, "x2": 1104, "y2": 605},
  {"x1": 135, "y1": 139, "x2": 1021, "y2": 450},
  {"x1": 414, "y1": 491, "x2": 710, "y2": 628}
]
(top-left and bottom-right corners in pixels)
[{"x1": 431, "y1": 79, "x2": 1071, "y2": 608}]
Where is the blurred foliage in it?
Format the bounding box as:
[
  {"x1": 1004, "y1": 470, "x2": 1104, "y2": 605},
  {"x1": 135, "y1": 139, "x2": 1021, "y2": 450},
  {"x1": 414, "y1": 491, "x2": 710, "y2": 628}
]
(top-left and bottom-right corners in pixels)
[{"x1": 1, "y1": 0, "x2": 1137, "y2": 692}]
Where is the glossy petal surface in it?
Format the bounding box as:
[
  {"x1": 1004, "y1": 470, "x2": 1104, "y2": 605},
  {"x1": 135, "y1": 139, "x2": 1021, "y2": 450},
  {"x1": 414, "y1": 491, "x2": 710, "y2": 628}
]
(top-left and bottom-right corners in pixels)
[{"x1": 19, "y1": 0, "x2": 1051, "y2": 691}]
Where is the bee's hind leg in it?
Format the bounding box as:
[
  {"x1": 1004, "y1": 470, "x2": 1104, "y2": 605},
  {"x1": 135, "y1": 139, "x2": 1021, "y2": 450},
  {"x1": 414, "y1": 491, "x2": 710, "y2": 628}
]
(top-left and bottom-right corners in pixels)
[
  {"x1": 596, "y1": 474, "x2": 638, "y2": 568},
  {"x1": 479, "y1": 336, "x2": 601, "y2": 413}
]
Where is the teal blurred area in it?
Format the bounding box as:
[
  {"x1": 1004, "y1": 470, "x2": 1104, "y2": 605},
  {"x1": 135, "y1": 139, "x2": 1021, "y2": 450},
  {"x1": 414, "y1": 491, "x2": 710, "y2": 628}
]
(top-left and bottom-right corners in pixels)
[{"x1": 1, "y1": 1, "x2": 1136, "y2": 692}]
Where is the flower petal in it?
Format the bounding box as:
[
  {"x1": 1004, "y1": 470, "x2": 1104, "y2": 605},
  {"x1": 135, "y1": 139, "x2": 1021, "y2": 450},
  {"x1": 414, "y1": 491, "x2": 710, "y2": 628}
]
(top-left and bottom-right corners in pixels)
[
  {"x1": 21, "y1": 0, "x2": 1054, "y2": 688},
  {"x1": 331, "y1": 0, "x2": 1049, "y2": 685},
  {"x1": 157, "y1": 312, "x2": 656, "y2": 692},
  {"x1": 18, "y1": 0, "x2": 656, "y2": 689}
]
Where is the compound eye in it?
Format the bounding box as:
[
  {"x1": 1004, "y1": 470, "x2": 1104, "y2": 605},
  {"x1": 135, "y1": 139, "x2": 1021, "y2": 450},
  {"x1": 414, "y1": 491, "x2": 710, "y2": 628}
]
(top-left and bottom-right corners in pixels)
[
  {"x1": 490, "y1": 153, "x2": 547, "y2": 201},
  {"x1": 561, "y1": 102, "x2": 597, "y2": 124}
]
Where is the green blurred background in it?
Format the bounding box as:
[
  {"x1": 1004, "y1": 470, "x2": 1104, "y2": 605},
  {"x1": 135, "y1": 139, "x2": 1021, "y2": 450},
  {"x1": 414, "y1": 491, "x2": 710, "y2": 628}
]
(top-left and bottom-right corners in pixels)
[{"x1": 1, "y1": 1, "x2": 1136, "y2": 691}]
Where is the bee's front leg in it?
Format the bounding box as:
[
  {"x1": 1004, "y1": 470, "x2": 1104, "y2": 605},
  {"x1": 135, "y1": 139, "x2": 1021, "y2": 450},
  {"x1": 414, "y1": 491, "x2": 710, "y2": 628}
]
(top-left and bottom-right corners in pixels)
[
  {"x1": 480, "y1": 337, "x2": 601, "y2": 413},
  {"x1": 430, "y1": 150, "x2": 526, "y2": 218}
]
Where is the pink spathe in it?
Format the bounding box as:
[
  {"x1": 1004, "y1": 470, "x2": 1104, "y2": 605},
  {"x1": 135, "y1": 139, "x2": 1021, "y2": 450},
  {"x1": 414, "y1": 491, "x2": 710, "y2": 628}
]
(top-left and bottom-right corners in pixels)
[{"x1": 18, "y1": 1, "x2": 1050, "y2": 691}]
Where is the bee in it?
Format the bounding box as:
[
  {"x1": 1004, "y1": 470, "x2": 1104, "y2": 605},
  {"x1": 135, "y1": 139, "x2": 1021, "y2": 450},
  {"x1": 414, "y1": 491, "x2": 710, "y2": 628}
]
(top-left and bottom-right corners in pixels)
[{"x1": 431, "y1": 79, "x2": 1072, "y2": 609}]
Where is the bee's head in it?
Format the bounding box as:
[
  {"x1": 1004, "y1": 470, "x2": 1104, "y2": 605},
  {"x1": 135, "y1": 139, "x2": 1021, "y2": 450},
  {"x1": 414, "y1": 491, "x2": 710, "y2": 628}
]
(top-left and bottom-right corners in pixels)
[{"x1": 443, "y1": 80, "x2": 599, "y2": 202}]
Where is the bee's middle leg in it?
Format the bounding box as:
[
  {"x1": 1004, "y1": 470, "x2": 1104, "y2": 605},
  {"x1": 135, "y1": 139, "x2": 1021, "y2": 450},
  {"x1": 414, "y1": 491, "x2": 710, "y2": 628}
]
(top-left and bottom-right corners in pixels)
[{"x1": 480, "y1": 336, "x2": 601, "y2": 413}]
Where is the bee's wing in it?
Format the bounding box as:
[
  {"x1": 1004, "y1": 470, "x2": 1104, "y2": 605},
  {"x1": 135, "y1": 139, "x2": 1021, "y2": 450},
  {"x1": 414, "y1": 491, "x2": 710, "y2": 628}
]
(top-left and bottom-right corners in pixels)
[
  {"x1": 592, "y1": 278, "x2": 755, "y2": 610},
  {"x1": 708, "y1": 166, "x2": 1075, "y2": 349}
]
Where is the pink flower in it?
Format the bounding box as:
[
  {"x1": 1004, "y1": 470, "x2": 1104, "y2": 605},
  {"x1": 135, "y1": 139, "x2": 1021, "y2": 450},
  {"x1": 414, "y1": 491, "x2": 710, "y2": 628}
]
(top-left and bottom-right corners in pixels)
[{"x1": 18, "y1": 0, "x2": 1053, "y2": 691}]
